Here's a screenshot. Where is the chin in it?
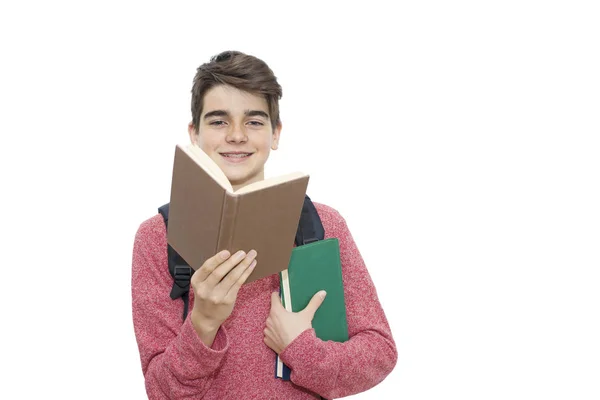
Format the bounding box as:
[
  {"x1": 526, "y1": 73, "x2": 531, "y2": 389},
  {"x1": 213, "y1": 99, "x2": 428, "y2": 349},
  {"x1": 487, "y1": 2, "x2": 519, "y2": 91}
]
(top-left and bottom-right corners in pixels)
[{"x1": 227, "y1": 172, "x2": 259, "y2": 187}]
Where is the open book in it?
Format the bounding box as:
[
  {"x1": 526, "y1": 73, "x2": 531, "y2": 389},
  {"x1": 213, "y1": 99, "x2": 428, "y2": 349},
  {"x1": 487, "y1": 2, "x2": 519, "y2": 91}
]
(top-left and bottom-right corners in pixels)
[{"x1": 167, "y1": 144, "x2": 309, "y2": 284}]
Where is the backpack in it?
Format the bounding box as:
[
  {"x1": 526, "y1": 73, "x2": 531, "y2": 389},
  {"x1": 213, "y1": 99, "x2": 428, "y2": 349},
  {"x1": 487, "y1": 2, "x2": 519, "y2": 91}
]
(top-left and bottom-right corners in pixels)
[{"x1": 158, "y1": 195, "x2": 325, "y2": 322}]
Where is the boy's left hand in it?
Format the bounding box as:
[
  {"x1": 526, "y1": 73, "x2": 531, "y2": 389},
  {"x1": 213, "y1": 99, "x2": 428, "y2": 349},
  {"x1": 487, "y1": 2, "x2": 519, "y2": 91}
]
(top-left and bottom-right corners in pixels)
[{"x1": 263, "y1": 291, "x2": 326, "y2": 354}]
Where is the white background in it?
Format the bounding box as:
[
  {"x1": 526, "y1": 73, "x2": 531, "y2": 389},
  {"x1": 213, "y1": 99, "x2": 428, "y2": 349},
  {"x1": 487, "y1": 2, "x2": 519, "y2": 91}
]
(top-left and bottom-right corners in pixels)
[{"x1": 1, "y1": 1, "x2": 599, "y2": 399}]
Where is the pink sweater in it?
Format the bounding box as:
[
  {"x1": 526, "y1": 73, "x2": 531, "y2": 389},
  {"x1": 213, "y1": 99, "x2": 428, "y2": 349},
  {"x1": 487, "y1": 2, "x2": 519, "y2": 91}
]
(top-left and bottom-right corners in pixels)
[{"x1": 132, "y1": 203, "x2": 397, "y2": 399}]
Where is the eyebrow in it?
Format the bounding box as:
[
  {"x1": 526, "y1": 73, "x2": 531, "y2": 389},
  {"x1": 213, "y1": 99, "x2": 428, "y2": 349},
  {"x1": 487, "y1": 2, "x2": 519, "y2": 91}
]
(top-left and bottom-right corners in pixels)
[
  {"x1": 203, "y1": 109, "x2": 270, "y2": 120},
  {"x1": 245, "y1": 110, "x2": 269, "y2": 119}
]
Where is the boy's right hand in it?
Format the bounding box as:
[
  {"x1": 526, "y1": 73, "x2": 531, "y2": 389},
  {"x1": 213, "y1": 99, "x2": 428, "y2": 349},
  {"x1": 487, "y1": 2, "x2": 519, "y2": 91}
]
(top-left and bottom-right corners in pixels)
[{"x1": 190, "y1": 249, "x2": 257, "y2": 345}]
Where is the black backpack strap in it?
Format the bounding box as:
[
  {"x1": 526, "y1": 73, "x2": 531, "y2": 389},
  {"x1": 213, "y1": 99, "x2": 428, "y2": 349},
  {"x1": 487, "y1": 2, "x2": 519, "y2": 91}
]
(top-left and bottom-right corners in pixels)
[
  {"x1": 295, "y1": 195, "x2": 325, "y2": 246},
  {"x1": 159, "y1": 203, "x2": 192, "y2": 321}
]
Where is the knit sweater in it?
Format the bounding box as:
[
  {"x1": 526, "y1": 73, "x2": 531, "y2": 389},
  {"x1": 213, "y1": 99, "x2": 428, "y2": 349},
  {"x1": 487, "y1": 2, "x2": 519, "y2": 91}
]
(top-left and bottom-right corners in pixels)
[{"x1": 132, "y1": 202, "x2": 397, "y2": 399}]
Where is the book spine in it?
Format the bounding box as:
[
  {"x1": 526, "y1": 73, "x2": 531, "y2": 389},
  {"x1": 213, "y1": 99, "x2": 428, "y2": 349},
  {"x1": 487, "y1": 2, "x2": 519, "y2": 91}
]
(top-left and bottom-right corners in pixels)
[
  {"x1": 216, "y1": 194, "x2": 239, "y2": 252},
  {"x1": 276, "y1": 271, "x2": 292, "y2": 380},
  {"x1": 280, "y1": 269, "x2": 293, "y2": 312}
]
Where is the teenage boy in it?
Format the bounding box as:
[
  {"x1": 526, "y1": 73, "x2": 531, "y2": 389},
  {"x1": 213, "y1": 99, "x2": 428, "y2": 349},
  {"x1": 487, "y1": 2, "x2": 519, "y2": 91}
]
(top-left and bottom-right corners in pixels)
[{"x1": 132, "y1": 50, "x2": 397, "y2": 399}]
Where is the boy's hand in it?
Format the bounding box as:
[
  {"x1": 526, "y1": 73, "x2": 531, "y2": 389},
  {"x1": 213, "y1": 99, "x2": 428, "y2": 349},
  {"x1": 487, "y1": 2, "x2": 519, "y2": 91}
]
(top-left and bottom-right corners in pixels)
[
  {"x1": 263, "y1": 290, "x2": 327, "y2": 354},
  {"x1": 190, "y1": 249, "x2": 257, "y2": 345}
]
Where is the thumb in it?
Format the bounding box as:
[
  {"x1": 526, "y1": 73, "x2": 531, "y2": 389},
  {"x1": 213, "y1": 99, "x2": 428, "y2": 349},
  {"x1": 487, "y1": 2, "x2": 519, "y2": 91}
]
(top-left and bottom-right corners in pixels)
[{"x1": 301, "y1": 290, "x2": 327, "y2": 319}]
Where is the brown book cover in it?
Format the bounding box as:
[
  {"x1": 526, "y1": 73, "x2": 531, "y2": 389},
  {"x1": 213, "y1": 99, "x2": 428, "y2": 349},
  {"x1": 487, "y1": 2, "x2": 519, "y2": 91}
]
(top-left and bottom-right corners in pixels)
[{"x1": 167, "y1": 144, "x2": 309, "y2": 284}]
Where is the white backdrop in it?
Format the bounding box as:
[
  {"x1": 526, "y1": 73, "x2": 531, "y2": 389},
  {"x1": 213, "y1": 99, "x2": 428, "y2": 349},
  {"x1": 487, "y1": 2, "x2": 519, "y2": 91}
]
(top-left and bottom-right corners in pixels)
[{"x1": 1, "y1": 1, "x2": 599, "y2": 399}]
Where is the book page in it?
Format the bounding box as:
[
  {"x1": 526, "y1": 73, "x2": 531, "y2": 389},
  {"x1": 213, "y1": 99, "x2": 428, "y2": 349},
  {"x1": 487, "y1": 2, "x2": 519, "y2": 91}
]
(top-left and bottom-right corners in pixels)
[
  {"x1": 183, "y1": 144, "x2": 233, "y2": 192},
  {"x1": 235, "y1": 171, "x2": 308, "y2": 194}
]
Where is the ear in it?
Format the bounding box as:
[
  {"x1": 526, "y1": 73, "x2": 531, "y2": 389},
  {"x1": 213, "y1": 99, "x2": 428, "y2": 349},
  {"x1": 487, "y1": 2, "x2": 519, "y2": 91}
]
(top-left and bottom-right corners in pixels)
[
  {"x1": 271, "y1": 121, "x2": 282, "y2": 150},
  {"x1": 188, "y1": 122, "x2": 199, "y2": 145}
]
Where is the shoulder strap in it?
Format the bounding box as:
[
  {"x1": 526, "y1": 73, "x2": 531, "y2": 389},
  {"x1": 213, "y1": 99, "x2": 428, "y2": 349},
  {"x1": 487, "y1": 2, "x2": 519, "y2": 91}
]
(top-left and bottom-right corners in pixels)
[
  {"x1": 159, "y1": 203, "x2": 192, "y2": 321},
  {"x1": 295, "y1": 195, "x2": 325, "y2": 246}
]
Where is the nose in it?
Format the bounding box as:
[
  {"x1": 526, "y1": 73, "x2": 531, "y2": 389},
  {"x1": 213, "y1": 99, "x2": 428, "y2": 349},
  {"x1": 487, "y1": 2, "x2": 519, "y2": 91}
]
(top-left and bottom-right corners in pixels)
[{"x1": 226, "y1": 123, "x2": 247, "y2": 143}]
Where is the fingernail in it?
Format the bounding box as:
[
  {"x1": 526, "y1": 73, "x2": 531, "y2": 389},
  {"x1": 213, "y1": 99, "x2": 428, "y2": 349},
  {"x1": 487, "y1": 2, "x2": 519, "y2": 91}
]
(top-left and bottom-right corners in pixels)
[
  {"x1": 249, "y1": 260, "x2": 257, "y2": 269},
  {"x1": 236, "y1": 250, "x2": 246, "y2": 259},
  {"x1": 319, "y1": 291, "x2": 327, "y2": 299},
  {"x1": 248, "y1": 249, "x2": 257, "y2": 258},
  {"x1": 220, "y1": 250, "x2": 230, "y2": 260}
]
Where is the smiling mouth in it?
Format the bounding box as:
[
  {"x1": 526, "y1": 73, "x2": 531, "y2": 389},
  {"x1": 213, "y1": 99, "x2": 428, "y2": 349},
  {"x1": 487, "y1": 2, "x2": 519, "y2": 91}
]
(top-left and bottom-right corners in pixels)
[{"x1": 220, "y1": 152, "x2": 253, "y2": 158}]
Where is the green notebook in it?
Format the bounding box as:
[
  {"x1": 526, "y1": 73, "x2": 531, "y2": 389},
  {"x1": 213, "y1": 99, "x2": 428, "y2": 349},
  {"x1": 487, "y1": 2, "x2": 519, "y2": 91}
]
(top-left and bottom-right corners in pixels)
[{"x1": 276, "y1": 238, "x2": 349, "y2": 379}]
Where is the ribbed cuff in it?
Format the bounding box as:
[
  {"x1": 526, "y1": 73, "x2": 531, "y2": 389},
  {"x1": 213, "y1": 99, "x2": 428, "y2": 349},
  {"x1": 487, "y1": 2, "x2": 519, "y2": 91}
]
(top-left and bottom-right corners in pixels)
[
  {"x1": 165, "y1": 316, "x2": 229, "y2": 378},
  {"x1": 279, "y1": 328, "x2": 326, "y2": 368}
]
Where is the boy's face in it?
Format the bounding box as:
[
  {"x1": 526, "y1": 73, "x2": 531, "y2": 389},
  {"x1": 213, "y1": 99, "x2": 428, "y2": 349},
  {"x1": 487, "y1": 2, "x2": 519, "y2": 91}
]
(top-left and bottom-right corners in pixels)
[{"x1": 189, "y1": 84, "x2": 281, "y2": 190}]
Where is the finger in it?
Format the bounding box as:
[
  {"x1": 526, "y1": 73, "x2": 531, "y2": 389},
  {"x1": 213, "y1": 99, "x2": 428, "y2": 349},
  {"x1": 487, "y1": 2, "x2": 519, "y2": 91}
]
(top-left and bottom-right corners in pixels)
[
  {"x1": 271, "y1": 292, "x2": 286, "y2": 312},
  {"x1": 301, "y1": 290, "x2": 327, "y2": 320},
  {"x1": 193, "y1": 250, "x2": 231, "y2": 283},
  {"x1": 204, "y1": 250, "x2": 247, "y2": 287},
  {"x1": 263, "y1": 333, "x2": 280, "y2": 354},
  {"x1": 218, "y1": 250, "x2": 257, "y2": 292},
  {"x1": 263, "y1": 327, "x2": 277, "y2": 346},
  {"x1": 224, "y1": 257, "x2": 257, "y2": 301},
  {"x1": 263, "y1": 335, "x2": 274, "y2": 350}
]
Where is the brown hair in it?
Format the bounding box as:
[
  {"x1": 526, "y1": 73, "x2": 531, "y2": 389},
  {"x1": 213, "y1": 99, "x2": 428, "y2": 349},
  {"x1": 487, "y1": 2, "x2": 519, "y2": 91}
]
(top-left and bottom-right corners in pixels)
[{"x1": 191, "y1": 51, "x2": 282, "y2": 130}]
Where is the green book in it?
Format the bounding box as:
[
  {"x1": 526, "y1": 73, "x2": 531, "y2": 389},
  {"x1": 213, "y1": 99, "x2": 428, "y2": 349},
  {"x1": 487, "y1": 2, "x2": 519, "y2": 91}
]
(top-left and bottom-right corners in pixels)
[{"x1": 276, "y1": 238, "x2": 349, "y2": 379}]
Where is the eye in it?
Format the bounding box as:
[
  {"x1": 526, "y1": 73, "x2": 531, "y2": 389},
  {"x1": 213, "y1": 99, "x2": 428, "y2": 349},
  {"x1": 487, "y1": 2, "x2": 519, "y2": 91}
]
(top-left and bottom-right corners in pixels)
[
  {"x1": 209, "y1": 120, "x2": 227, "y2": 126},
  {"x1": 247, "y1": 120, "x2": 265, "y2": 126}
]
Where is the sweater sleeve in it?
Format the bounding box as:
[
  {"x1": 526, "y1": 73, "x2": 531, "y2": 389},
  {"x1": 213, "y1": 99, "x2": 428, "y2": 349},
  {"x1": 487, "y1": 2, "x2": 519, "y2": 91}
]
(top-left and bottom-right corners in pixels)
[
  {"x1": 278, "y1": 207, "x2": 397, "y2": 399},
  {"x1": 131, "y1": 217, "x2": 228, "y2": 399}
]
